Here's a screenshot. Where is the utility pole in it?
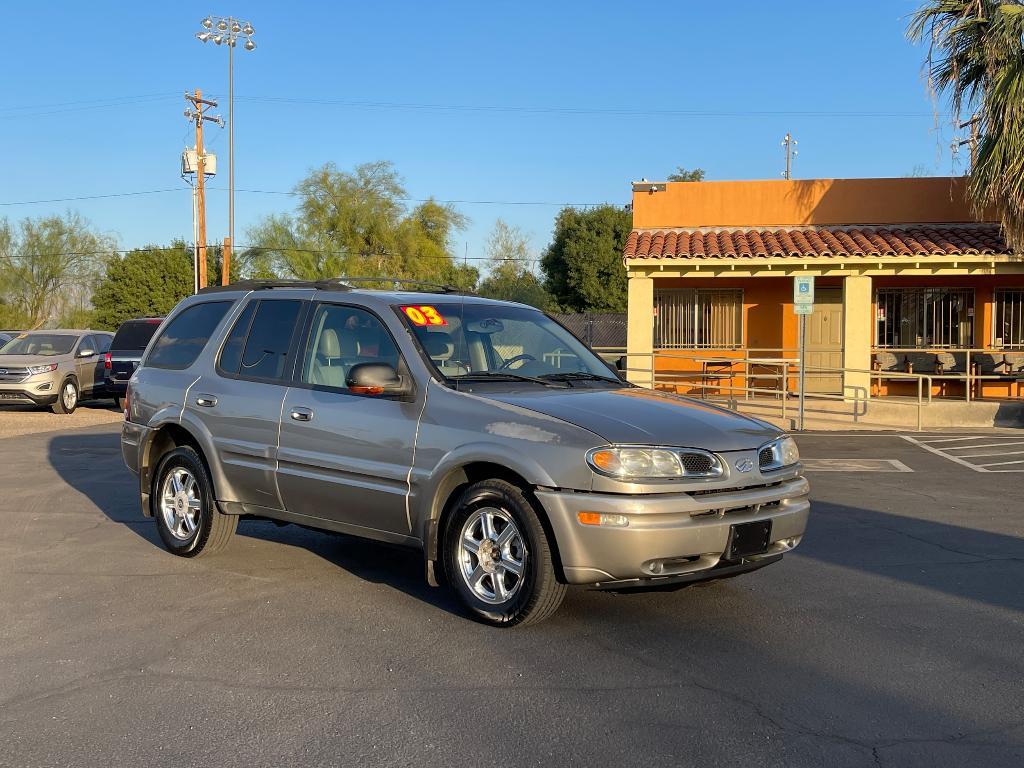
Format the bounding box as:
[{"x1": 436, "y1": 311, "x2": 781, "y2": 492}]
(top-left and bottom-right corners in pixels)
[
  {"x1": 957, "y1": 115, "x2": 980, "y2": 170},
  {"x1": 781, "y1": 132, "x2": 798, "y2": 180},
  {"x1": 184, "y1": 90, "x2": 223, "y2": 290},
  {"x1": 222, "y1": 236, "x2": 232, "y2": 285}
]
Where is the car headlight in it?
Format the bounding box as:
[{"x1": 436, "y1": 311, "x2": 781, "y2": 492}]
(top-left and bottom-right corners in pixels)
[
  {"x1": 27, "y1": 363, "x2": 58, "y2": 375},
  {"x1": 587, "y1": 446, "x2": 724, "y2": 480},
  {"x1": 759, "y1": 436, "x2": 800, "y2": 471}
]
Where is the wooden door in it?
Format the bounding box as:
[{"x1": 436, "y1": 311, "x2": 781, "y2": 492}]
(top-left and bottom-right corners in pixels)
[{"x1": 804, "y1": 288, "x2": 843, "y2": 393}]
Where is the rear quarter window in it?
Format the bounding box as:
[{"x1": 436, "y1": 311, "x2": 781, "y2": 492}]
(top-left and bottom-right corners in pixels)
[
  {"x1": 111, "y1": 320, "x2": 162, "y2": 351},
  {"x1": 145, "y1": 301, "x2": 233, "y2": 370}
]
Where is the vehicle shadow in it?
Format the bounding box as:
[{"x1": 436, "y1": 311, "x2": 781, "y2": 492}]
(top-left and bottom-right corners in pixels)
[{"x1": 45, "y1": 429, "x2": 465, "y2": 617}]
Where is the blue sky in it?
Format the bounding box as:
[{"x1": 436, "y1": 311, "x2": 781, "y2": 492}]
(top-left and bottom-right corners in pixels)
[{"x1": 1, "y1": 1, "x2": 959, "y2": 269}]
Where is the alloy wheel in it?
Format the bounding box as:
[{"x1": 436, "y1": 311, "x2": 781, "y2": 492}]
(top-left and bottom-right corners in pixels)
[
  {"x1": 62, "y1": 382, "x2": 77, "y2": 411},
  {"x1": 457, "y1": 506, "x2": 528, "y2": 604},
  {"x1": 159, "y1": 467, "x2": 202, "y2": 541}
]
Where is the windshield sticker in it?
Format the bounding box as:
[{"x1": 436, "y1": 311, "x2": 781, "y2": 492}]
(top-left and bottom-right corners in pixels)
[{"x1": 402, "y1": 305, "x2": 447, "y2": 326}]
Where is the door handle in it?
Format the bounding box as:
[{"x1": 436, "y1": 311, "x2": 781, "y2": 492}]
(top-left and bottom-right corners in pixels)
[
  {"x1": 290, "y1": 407, "x2": 313, "y2": 422},
  {"x1": 195, "y1": 395, "x2": 218, "y2": 408}
]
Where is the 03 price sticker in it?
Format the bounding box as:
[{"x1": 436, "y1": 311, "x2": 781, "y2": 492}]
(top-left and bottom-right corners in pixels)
[{"x1": 401, "y1": 305, "x2": 447, "y2": 326}]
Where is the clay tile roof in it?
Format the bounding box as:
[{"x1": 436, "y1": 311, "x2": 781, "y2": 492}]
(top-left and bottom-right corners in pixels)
[{"x1": 623, "y1": 224, "x2": 1010, "y2": 261}]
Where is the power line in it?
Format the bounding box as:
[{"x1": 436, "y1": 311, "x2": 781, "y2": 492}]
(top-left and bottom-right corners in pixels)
[
  {"x1": 0, "y1": 186, "x2": 613, "y2": 208},
  {"x1": 0, "y1": 90, "x2": 945, "y2": 121},
  {"x1": 2, "y1": 243, "x2": 534, "y2": 264}
]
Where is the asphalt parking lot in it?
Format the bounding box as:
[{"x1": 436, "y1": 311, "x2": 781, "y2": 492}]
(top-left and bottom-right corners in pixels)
[{"x1": 1, "y1": 424, "x2": 1022, "y2": 767}]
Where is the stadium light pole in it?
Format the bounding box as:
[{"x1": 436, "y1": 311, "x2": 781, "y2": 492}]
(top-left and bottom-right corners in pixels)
[{"x1": 195, "y1": 15, "x2": 256, "y2": 268}]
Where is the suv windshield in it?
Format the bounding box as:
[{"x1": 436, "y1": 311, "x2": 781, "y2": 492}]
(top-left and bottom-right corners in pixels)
[
  {"x1": 0, "y1": 333, "x2": 78, "y2": 356},
  {"x1": 399, "y1": 301, "x2": 621, "y2": 386}
]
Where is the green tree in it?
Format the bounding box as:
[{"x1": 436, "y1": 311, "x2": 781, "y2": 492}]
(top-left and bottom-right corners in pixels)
[
  {"x1": 476, "y1": 220, "x2": 551, "y2": 309},
  {"x1": 244, "y1": 161, "x2": 475, "y2": 286},
  {"x1": 667, "y1": 167, "x2": 705, "y2": 182},
  {"x1": 91, "y1": 242, "x2": 192, "y2": 330},
  {"x1": 909, "y1": 1, "x2": 1024, "y2": 244},
  {"x1": 541, "y1": 205, "x2": 632, "y2": 312},
  {"x1": 0, "y1": 212, "x2": 113, "y2": 328}
]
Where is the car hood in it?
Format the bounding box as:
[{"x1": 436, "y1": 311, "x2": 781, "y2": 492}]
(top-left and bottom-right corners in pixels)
[
  {"x1": 487, "y1": 387, "x2": 780, "y2": 452},
  {"x1": 0, "y1": 354, "x2": 71, "y2": 368}
]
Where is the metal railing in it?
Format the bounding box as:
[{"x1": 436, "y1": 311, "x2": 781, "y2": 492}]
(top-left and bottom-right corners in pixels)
[
  {"x1": 618, "y1": 351, "x2": 938, "y2": 431},
  {"x1": 870, "y1": 347, "x2": 1024, "y2": 403}
]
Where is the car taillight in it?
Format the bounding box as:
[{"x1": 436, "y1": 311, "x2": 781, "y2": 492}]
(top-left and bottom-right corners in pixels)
[{"x1": 104, "y1": 352, "x2": 112, "y2": 370}]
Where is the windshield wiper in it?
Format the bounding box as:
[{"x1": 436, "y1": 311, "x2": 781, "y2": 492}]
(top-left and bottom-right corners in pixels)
[
  {"x1": 452, "y1": 372, "x2": 568, "y2": 388},
  {"x1": 539, "y1": 372, "x2": 621, "y2": 385}
]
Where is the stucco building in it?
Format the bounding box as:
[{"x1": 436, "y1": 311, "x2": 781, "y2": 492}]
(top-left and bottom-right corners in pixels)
[{"x1": 623, "y1": 176, "x2": 1024, "y2": 401}]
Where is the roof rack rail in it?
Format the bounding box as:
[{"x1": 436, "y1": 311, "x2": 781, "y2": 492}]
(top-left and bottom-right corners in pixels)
[
  {"x1": 197, "y1": 276, "x2": 476, "y2": 295},
  {"x1": 330, "y1": 276, "x2": 475, "y2": 295},
  {"x1": 197, "y1": 279, "x2": 353, "y2": 294}
]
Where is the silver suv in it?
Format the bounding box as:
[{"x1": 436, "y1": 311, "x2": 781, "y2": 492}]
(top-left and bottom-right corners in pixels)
[
  {"x1": 121, "y1": 280, "x2": 809, "y2": 626},
  {"x1": 0, "y1": 330, "x2": 113, "y2": 413}
]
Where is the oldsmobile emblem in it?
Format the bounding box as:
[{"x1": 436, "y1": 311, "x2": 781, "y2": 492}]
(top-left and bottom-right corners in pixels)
[{"x1": 735, "y1": 458, "x2": 754, "y2": 473}]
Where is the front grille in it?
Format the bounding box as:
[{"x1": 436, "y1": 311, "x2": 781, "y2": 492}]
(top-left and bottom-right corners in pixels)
[
  {"x1": 758, "y1": 446, "x2": 775, "y2": 469},
  {"x1": 0, "y1": 368, "x2": 29, "y2": 383},
  {"x1": 680, "y1": 451, "x2": 715, "y2": 475}
]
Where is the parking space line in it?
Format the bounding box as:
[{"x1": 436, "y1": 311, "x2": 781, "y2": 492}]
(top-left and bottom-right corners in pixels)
[
  {"x1": 901, "y1": 435, "x2": 1024, "y2": 473},
  {"x1": 801, "y1": 458, "x2": 913, "y2": 472},
  {"x1": 900, "y1": 435, "x2": 991, "y2": 471},
  {"x1": 944, "y1": 441, "x2": 1024, "y2": 451},
  {"x1": 958, "y1": 449, "x2": 1024, "y2": 459},
  {"x1": 977, "y1": 459, "x2": 1024, "y2": 468},
  {"x1": 915, "y1": 436, "x2": 985, "y2": 444}
]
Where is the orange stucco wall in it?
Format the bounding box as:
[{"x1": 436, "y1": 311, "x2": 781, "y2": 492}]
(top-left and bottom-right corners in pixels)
[{"x1": 632, "y1": 176, "x2": 991, "y2": 230}]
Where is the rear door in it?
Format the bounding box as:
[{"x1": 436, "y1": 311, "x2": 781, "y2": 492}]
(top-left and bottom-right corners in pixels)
[
  {"x1": 186, "y1": 297, "x2": 306, "y2": 512},
  {"x1": 276, "y1": 302, "x2": 420, "y2": 536}
]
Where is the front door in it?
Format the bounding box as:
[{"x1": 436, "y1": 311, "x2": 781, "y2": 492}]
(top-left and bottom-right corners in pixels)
[
  {"x1": 805, "y1": 288, "x2": 843, "y2": 393},
  {"x1": 74, "y1": 336, "x2": 100, "y2": 395},
  {"x1": 276, "y1": 302, "x2": 419, "y2": 537}
]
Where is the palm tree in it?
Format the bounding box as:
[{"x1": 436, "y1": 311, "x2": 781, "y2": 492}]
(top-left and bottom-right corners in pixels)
[{"x1": 908, "y1": 1, "x2": 1024, "y2": 246}]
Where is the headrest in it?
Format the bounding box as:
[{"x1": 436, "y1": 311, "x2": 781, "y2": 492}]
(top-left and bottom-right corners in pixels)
[
  {"x1": 421, "y1": 331, "x2": 454, "y2": 358},
  {"x1": 318, "y1": 328, "x2": 340, "y2": 358}
]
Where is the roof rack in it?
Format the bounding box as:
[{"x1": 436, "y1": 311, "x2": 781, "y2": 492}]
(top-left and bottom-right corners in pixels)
[{"x1": 198, "y1": 276, "x2": 475, "y2": 295}]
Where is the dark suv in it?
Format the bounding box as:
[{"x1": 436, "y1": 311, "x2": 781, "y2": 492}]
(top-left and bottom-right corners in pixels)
[{"x1": 105, "y1": 318, "x2": 163, "y2": 409}]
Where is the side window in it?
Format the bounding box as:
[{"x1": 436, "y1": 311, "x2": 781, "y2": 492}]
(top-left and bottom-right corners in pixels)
[
  {"x1": 236, "y1": 299, "x2": 303, "y2": 381},
  {"x1": 301, "y1": 304, "x2": 400, "y2": 390},
  {"x1": 218, "y1": 300, "x2": 257, "y2": 375},
  {"x1": 147, "y1": 301, "x2": 233, "y2": 370},
  {"x1": 95, "y1": 335, "x2": 112, "y2": 354}
]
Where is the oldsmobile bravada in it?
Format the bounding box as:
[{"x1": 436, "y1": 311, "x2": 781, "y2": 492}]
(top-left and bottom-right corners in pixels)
[{"x1": 121, "y1": 280, "x2": 809, "y2": 626}]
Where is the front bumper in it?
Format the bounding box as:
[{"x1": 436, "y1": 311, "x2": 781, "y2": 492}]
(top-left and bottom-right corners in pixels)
[
  {"x1": 0, "y1": 384, "x2": 59, "y2": 406},
  {"x1": 536, "y1": 475, "x2": 810, "y2": 585}
]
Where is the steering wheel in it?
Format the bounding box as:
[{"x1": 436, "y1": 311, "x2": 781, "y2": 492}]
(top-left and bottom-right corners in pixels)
[{"x1": 499, "y1": 353, "x2": 536, "y2": 370}]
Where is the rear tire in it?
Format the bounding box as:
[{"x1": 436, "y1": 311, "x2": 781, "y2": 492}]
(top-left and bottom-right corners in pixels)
[
  {"x1": 152, "y1": 446, "x2": 236, "y2": 557},
  {"x1": 51, "y1": 378, "x2": 78, "y2": 414},
  {"x1": 444, "y1": 479, "x2": 566, "y2": 627}
]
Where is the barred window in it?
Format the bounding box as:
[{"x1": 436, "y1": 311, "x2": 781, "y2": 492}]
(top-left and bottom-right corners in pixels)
[
  {"x1": 994, "y1": 289, "x2": 1024, "y2": 349},
  {"x1": 875, "y1": 287, "x2": 974, "y2": 348},
  {"x1": 654, "y1": 289, "x2": 743, "y2": 349}
]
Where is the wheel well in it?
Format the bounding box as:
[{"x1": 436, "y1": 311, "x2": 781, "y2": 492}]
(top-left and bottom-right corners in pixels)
[
  {"x1": 431, "y1": 461, "x2": 566, "y2": 582},
  {"x1": 142, "y1": 424, "x2": 212, "y2": 511}
]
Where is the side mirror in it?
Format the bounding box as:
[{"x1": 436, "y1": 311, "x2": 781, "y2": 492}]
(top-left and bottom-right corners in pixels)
[
  {"x1": 615, "y1": 355, "x2": 627, "y2": 372},
  {"x1": 346, "y1": 362, "x2": 410, "y2": 397},
  {"x1": 77, "y1": 348, "x2": 95, "y2": 358}
]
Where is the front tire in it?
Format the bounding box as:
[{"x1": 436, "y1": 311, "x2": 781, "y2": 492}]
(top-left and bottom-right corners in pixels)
[
  {"x1": 51, "y1": 378, "x2": 78, "y2": 414},
  {"x1": 152, "y1": 446, "x2": 236, "y2": 557},
  {"x1": 444, "y1": 479, "x2": 566, "y2": 627}
]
